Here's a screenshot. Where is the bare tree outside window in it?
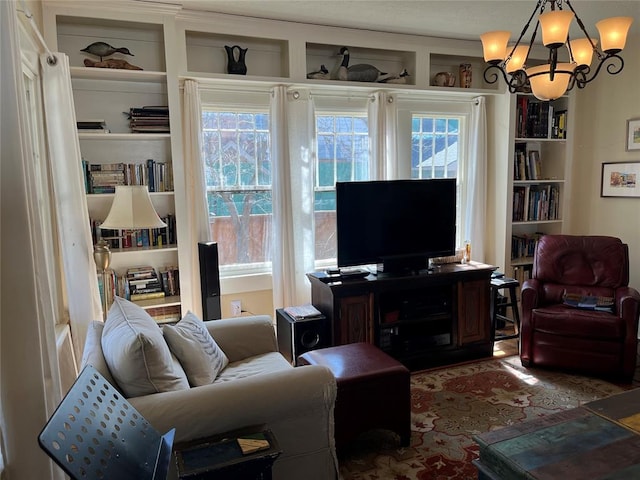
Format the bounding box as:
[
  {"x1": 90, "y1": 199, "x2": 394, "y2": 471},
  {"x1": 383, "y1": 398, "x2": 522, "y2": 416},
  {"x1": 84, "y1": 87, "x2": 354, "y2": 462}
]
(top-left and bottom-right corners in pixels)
[{"x1": 202, "y1": 110, "x2": 272, "y2": 270}]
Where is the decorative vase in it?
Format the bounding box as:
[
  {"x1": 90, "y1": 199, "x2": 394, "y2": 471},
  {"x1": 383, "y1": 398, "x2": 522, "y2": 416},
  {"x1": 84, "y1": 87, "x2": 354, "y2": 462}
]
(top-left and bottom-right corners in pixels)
[
  {"x1": 225, "y1": 45, "x2": 248, "y2": 75},
  {"x1": 459, "y1": 63, "x2": 472, "y2": 88}
]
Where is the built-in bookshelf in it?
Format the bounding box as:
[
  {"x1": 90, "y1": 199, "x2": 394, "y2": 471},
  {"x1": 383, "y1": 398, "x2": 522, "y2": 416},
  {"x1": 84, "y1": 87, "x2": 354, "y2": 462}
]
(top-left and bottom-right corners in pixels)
[
  {"x1": 507, "y1": 93, "x2": 571, "y2": 276},
  {"x1": 50, "y1": 13, "x2": 183, "y2": 322}
]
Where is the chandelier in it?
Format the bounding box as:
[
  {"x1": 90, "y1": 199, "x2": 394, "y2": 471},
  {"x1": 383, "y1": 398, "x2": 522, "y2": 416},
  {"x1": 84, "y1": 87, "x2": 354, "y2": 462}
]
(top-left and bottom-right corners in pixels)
[{"x1": 480, "y1": 0, "x2": 633, "y2": 101}]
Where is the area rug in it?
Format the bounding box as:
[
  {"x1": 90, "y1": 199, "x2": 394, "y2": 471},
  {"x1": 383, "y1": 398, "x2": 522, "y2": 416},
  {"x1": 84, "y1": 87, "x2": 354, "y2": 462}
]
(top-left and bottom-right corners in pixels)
[{"x1": 338, "y1": 355, "x2": 630, "y2": 480}]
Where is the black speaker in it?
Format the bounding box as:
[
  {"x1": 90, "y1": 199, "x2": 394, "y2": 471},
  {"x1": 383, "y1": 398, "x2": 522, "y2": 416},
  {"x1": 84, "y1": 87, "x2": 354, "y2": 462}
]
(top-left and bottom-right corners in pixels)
[
  {"x1": 276, "y1": 308, "x2": 329, "y2": 365},
  {"x1": 198, "y1": 242, "x2": 221, "y2": 320}
]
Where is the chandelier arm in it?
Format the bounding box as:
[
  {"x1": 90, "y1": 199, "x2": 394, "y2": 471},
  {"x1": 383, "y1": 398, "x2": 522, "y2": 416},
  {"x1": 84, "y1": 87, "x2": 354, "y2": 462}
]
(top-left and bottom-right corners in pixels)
[
  {"x1": 483, "y1": 64, "x2": 510, "y2": 86},
  {"x1": 577, "y1": 54, "x2": 624, "y2": 87}
]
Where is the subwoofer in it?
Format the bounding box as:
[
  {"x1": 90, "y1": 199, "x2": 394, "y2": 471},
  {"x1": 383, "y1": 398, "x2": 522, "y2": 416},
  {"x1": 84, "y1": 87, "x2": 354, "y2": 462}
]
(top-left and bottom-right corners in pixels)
[
  {"x1": 276, "y1": 308, "x2": 329, "y2": 365},
  {"x1": 198, "y1": 242, "x2": 221, "y2": 321}
]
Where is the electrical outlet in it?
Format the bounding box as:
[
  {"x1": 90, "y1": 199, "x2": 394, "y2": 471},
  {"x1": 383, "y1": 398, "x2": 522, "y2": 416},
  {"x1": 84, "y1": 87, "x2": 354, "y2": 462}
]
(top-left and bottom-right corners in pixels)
[{"x1": 231, "y1": 300, "x2": 242, "y2": 317}]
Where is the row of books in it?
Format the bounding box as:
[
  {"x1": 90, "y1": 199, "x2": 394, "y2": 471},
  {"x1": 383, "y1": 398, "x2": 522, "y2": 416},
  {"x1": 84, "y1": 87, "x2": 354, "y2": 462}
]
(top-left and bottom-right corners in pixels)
[
  {"x1": 82, "y1": 159, "x2": 173, "y2": 194},
  {"x1": 97, "y1": 266, "x2": 181, "y2": 306},
  {"x1": 512, "y1": 184, "x2": 560, "y2": 222},
  {"x1": 90, "y1": 214, "x2": 177, "y2": 249},
  {"x1": 77, "y1": 119, "x2": 110, "y2": 134},
  {"x1": 126, "y1": 106, "x2": 170, "y2": 133},
  {"x1": 511, "y1": 233, "x2": 543, "y2": 260},
  {"x1": 513, "y1": 147, "x2": 543, "y2": 181},
  {"x1": 512, "y1": 264, "x2": 533, "y2": 289},
  {"x1": 515, "y1": 96, "x2": 567, "y2": 139}
]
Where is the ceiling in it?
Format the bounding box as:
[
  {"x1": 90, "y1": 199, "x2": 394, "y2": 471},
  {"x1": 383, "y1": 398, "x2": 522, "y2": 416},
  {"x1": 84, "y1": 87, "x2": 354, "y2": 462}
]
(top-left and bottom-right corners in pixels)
[{"x1": 146, "y1": 0, "x2": 640, "y2": 43}]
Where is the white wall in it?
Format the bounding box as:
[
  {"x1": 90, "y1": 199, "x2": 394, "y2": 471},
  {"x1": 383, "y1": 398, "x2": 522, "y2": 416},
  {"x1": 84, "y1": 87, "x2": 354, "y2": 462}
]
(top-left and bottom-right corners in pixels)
[{"x1": 570, "y1": 34, "x2": 640, "y2": 290}]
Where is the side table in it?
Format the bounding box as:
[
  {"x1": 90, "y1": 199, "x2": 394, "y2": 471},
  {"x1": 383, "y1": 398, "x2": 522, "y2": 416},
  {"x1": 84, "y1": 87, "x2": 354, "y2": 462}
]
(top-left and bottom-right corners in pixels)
[{"x1": 174, "y1": 425, "x2": 281, "y2": 480}]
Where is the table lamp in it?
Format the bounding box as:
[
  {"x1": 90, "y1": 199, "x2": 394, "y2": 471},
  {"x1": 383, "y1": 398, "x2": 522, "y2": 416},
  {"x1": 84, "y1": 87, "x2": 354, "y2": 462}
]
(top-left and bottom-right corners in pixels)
[{"x1": 94, "y1": 185, "x2": 167, "y2": 318}]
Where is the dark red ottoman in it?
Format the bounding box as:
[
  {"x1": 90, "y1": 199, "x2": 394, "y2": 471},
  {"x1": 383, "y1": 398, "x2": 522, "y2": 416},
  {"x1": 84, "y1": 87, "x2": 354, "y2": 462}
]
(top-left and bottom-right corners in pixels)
[{"x1": 298, "y1": 342, "x2": 411, "y2": 450}]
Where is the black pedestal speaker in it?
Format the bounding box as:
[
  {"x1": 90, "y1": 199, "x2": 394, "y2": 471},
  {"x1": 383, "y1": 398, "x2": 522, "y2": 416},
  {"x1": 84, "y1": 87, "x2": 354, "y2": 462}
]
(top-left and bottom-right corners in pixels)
[
  {"x1": 198, "y1": 242, "x2": 221, "y2": 321},
  {"x1": 276, "y1": 308, "x2": 329, "y2": 365}
]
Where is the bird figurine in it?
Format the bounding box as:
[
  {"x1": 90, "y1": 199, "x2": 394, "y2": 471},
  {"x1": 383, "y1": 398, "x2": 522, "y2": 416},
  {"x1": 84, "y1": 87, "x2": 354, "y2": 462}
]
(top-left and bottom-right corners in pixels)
[
  {"x1": 81, "y1": 42, "x2": 134, "y2": 61},
  {"x1": 378, "y1": 68, "x2": 411, "y2": 84},
  {"x1": 336, "y1": 47, "x2": 387, "y2": 83},
  {"x1": 307, "y1": 64, "x2": 330, "y2": 79}
]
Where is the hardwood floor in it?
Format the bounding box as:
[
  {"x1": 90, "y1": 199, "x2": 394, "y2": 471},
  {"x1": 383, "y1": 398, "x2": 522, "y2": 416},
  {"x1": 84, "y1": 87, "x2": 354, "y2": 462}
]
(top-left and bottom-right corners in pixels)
[{"x1": 493, "y1": 328, "x2": 640, "y2": 387}]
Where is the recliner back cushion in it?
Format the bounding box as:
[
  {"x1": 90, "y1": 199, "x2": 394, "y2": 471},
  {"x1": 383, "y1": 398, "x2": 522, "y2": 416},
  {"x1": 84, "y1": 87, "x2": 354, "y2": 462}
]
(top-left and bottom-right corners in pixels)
[{"x1": 533, "y1": 235, "x2": 628, "y2": 288}]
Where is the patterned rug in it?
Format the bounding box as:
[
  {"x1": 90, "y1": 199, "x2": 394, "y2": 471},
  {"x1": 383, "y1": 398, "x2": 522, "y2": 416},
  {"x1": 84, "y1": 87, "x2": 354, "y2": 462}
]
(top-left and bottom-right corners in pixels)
[{"x1": 338, "y1": 355, "x2": 630, "y2": 480}]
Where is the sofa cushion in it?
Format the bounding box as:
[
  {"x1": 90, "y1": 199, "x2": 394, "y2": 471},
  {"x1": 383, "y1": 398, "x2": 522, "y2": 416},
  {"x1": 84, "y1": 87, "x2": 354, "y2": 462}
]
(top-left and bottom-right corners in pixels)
[
  {"x1": 163, "y1": 312, "x2": 229, "y2": 386},
  {"x1": 101, "y1": 296, "x2": 189, "y2": 398},
  {"x1": 215, "y1": 351, "x2": 293, "y2": 383}
]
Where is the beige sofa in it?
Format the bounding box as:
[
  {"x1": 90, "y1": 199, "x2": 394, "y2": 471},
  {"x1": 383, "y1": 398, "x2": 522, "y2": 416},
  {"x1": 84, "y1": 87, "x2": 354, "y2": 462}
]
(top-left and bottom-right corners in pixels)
[{"x1": 81, "y1": 314, "x2": 339, "y2": 480}]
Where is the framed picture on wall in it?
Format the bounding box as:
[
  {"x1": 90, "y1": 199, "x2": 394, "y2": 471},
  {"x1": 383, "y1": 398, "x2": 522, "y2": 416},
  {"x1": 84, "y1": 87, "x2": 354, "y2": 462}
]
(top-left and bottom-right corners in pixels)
[
  {"x1": 627, "y1": 118, "x2": 640, "y2": 151},
  {"x1": 601, "y1": 162, "x2": 640, "y2": 198}
]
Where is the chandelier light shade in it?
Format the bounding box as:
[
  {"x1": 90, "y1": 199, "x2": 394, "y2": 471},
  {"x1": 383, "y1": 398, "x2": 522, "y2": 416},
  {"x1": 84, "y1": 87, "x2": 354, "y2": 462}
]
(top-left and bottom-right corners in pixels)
[
  {"x1": 480, "y1": 0, "x2": 633, "y2": 101},
  {"x1": 596, "y1": 17, "x2": 634, "y2": 53},
  {"x1": 100, "y1": 185, "x2": 167, "y2": 230}
]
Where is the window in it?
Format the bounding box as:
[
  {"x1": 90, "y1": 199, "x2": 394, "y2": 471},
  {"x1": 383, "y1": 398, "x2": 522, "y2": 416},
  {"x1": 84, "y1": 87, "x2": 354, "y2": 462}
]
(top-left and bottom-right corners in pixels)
[
  {"x1": 201, "y1": 109, "x2": 272, "y2": 274},
  {"x1": 314, "y1": 113, "x2": 369, "y2": 263},
  {"x1": 411, "y1": 115, "x2": 460, "y2": 179}
]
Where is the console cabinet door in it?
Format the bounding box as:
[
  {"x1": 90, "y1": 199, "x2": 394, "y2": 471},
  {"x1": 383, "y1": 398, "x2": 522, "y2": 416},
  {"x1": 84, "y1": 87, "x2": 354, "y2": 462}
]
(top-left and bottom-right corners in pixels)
[
  {"x1": 337, "y1": 294, "x2": 374, "y2": 345},
  {"x1": 457, "y1": 279, "x2": 490, "y2": 345}
]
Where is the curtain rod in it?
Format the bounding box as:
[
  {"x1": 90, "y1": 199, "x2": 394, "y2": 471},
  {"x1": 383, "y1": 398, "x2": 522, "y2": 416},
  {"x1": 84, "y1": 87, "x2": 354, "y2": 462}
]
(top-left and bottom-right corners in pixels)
[
  {"x1": 16, "y1": 0, "x2": 57, "y2": 65},
  {"x1": 181, "y1": 78, "x2": 483, "y2": 104}
]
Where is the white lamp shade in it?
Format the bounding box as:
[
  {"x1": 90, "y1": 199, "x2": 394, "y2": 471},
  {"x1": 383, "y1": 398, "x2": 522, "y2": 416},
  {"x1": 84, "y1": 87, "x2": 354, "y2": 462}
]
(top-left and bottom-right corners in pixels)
[
  {"x1": 539, "y1": 10, "x2": 574, "y2": 47},
  {"x1": 596, "y1": 16, "x2": 633, "y2": 53},
  {"x1": 481, "y1": 31, "x2": 511, "y2": 63},
  {"x1": 569, "y1": 38, "x2": 597, "y2": 66},
  {"x1": 100, "y1": 186, "x2": 167, "y2": 229},
  {"x1": 526, "y1": 63, "x2": 576, "y2": 101},
  {"x1": 506, "y1": 45, "x2": 530, "y2": 73}
]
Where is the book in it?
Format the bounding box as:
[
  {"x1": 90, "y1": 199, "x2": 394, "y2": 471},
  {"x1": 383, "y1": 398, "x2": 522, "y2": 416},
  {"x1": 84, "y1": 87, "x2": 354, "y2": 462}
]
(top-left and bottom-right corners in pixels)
[
  {"x1": 563, "y1": 293, "x2": 614, "y2": 312},
  {"x1": 130, "y1": 291, "x2": 165, "y2": 301},
  {"x1": 284, "y1": 304, "x2": 323, "y2": 320}
]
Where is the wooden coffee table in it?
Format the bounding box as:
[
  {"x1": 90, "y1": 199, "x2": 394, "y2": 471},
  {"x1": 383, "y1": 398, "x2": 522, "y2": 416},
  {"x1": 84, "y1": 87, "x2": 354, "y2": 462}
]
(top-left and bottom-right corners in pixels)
[{"x1": 473, "y1": 389, "x2": 640, "y2": 479}]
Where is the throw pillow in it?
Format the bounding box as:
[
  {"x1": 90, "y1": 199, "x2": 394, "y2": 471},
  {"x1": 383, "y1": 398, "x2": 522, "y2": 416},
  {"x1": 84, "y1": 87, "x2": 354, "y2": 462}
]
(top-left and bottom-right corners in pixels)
[
  {"x1": 163, "y1": 311, "x2": 229, "y2": 386},
  {"x1": 101, "y1": 296, "x2": 189, "y2": 397}
]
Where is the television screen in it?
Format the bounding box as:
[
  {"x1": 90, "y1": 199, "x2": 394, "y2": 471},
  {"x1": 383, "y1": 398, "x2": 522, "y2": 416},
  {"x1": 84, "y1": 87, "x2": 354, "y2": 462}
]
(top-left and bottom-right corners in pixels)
[{"x1": 336, "y1": 179, "x2": 456, "y2": 273}]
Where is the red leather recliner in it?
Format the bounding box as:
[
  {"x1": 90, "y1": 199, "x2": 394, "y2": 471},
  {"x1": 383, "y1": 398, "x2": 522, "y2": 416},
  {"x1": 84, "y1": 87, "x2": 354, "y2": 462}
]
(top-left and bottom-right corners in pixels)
[{"x1": 520, "y1": 235, "x2": 640, "y2": 381}]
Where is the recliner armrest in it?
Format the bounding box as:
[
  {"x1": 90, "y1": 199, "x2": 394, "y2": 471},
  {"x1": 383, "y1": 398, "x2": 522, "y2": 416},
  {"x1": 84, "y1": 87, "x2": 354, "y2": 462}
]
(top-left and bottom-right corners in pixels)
[
  {"x1": 615, "y1": 286, "x2": 640, "y2": 326},
  {"x1": 205, "y1": 315, "x2": 277, "y2": 363}
]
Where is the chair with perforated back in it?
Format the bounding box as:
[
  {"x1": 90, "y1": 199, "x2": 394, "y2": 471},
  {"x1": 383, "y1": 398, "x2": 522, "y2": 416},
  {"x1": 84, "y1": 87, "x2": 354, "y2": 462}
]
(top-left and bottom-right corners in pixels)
[{"x1": 38, "y1": 365, "x2": 175, "y2": 480}]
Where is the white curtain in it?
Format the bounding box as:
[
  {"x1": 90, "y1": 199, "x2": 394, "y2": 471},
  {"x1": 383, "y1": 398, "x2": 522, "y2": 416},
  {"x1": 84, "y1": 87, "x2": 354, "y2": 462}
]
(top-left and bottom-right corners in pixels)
[
  {"x1": 270, "y1": 86, "x2": 316, "y2": 308},
  {"x1": 1, "y1": 1, "x2": 64, "y2": 478},
  {"x1": 368, "y1": 91, "x2": 398, "y2": 180},
  {"x1": 463, "y1": 96, "x2": 487, "y2": 262},
  {"x1": 182, "y1": 79, "x2": 211, "y2": 318},
  {"x1": 41, "y1": 51, "x2": 102, "y2": 359}
]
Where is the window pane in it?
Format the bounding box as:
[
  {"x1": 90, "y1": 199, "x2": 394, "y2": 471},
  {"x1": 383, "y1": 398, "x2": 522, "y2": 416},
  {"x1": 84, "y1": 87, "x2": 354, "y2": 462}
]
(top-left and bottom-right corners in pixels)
[
  {"x1": 314, "y1": 112, "x2": 369, "y2": 263},
  {"x1": 202, "y1": 109, "x2": 271, "y2": 270}
]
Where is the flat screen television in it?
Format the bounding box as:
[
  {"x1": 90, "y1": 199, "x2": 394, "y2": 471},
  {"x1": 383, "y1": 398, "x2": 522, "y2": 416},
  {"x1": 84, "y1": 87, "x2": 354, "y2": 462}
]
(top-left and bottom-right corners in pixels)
[{"x1": 336, "y1": 179, "x2": 457, "y2": 274}]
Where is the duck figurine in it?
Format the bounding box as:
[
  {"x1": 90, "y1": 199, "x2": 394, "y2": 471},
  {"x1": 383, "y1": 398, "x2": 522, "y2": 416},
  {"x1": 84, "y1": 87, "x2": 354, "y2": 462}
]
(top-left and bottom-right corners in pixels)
[
  {"x1": 378, "y1": 68, "x2": 411, "y2": 84},
  {"x1": 307, "y1": 64, "x2": 330, "y2": 80},
  {"x1": 81, "y1": 42, "x2": 134, "y2": 61},
  {"x1": 336, "y1": 47, "x2": 387, "y2": 83}
]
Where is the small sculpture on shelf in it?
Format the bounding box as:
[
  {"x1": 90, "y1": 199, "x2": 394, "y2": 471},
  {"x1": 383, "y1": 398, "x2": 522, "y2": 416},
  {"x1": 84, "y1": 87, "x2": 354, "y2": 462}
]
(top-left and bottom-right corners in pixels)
[
  {"x1": 84, "y1": 58, "x2": 143, "y2": 70},
  {"x1": 81, "y1": 41, "x2": 134, "y2": 61},
  {"x1": 378, "y1": 68, "x2": 410, "y2": 84},
  {"x1": 225, "y1": 45, "x2": 248, "y2": 75},
  {"x1": 433, "y1": 71, "x2": 456, "y2": 87},
  {"x1": 307, "y1": 64, "x2": 330, "y2": 79},
  {"x1": 81, "y1": 41, "x2": 142, "y2": 70},
  {"x1": 335, "y1": 47, "x2": 387, "y2": 82}
]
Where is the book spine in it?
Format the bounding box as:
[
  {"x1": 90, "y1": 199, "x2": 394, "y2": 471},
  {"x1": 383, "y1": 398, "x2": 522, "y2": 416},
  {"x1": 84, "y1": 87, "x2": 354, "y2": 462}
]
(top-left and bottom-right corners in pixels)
[{"x1": 130, "y1": 291, "x2": 165, "y2": 301}]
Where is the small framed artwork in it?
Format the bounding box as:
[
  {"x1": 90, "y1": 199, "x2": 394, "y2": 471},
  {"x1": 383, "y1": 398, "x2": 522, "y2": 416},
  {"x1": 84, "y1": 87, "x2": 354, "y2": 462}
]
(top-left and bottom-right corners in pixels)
[
  {"x1": 627, "y1": 118, "x2": 640, "y2": 151},
  {"x1": 601, "y1": 162, "x2": 640, "y2": 198}
]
